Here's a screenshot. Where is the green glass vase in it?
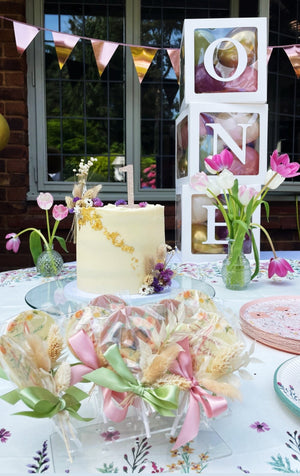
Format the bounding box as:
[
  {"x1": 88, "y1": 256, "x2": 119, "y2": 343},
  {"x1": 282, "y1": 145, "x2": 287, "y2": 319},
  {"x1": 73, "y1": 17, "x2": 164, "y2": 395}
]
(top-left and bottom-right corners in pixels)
[
  {"x1": 221, "y1": 239, "x2": 251, "y2": 290},
  {"x1": 36, "y1": 248, "x2": 64, "y2": 277}
]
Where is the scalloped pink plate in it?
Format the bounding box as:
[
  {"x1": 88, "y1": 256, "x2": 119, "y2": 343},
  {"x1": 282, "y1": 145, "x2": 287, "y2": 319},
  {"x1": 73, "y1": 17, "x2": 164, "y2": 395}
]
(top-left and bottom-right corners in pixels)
[{"x1": 239, "y1": 295, "x2": 300, "y2": 354}]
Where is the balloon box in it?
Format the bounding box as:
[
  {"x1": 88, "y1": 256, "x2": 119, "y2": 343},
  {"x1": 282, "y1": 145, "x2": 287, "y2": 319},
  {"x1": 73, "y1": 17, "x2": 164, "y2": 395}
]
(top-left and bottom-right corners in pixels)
[{"x1": 179, "y1": 17, "x2": 267, "y2": 108}]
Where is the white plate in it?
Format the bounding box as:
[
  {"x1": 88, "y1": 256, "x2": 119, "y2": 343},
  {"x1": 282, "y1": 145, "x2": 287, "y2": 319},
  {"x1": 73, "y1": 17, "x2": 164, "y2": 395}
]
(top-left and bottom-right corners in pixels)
[
  {"x1": 273, "y1": 356, "x2": 300, "y2": 417},
  {"x1": 64, "y1": 275, "x2": 215, "y2": 305}
]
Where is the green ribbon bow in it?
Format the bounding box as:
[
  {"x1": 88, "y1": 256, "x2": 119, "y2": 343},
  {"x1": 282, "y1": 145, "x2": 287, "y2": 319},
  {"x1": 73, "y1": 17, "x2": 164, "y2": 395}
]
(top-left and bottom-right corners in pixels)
[
  {"x1": 85, "y1": 344, "x2": 179, "y2": 417},
  {"x1": 1, "y1": 385, "x2": 92, "y2": 421}
]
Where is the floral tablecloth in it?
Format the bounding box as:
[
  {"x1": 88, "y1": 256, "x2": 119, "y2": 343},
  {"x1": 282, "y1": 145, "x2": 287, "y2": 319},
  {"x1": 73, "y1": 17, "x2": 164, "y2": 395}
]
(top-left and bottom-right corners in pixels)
[{"x1": 0, "y1": 258, "x2": 300, "y2": 474}]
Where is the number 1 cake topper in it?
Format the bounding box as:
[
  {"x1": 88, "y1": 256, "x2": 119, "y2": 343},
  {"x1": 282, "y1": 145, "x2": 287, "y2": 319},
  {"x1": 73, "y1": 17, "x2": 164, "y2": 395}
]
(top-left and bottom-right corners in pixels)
[{"x1": 120, "y1": 164, "x2": 135, "y2": 207}]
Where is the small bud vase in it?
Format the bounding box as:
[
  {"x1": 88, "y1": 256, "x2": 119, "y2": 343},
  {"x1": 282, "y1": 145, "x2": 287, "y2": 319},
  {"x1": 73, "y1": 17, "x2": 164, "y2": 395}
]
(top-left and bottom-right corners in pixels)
[
  {"x1": 36, "y1": 247, "x2": 64, "y2": 277},
  {"x1": 221, "y1": 239, "x2": 251, "y2": 290}
]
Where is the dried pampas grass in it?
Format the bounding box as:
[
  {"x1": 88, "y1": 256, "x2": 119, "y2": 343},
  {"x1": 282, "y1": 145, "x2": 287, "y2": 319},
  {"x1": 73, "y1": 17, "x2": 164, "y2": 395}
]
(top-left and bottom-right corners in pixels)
[
  {"x1": 154, "y1": 373, "x2": 191, "y2": 391},
  {"x1": 55, "y1": 362, "x2": 71, "y2": 393},
  {"x1": 25, "y1": 334, "x2": 51, "y2": 372},
  {"x1": 142, "y1": 343, "x2": 182, "y2": 385},
  {"x1": 83, "y1": 184, "x2": 102, "y2": 199},
  {"x1": 47, "y1": 324, "x2": 64, "y2": 365},
  {"x1": 198, "y1": 377, "x2": 242, "y2": 401}
]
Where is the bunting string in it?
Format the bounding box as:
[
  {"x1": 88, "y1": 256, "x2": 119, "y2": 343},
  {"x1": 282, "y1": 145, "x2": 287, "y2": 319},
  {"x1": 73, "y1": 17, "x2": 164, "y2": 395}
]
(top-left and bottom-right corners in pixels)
[{"x1": 2, "y1": 15, "x2": 300, "y2": 82}]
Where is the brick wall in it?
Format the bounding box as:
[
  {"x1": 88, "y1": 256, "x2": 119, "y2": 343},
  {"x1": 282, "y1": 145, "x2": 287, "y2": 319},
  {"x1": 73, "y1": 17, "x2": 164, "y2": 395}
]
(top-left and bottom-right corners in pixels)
[{"x1": 0, "y1": 2, "x2": 299, "y2": 273}]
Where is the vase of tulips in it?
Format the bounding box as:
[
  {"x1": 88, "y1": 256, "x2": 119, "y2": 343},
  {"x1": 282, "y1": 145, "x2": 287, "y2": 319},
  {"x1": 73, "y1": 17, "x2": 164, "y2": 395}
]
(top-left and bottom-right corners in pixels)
[
  {"x1": 221, "y1": 238, "x2": 252, "y2": 290},
  {"x1": 191, "y1": 148, "x2": 300, "y2": 289},
  {"x1": 5, "y1": 192, "x2": 69, "y2": 277}
]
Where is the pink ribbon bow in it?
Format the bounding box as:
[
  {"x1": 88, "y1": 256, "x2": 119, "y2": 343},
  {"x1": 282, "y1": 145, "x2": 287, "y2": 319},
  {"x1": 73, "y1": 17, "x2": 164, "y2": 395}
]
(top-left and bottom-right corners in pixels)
[
  {"x1": 171, "y1": 337, "x2": 228, "y2": 450},
  {"x1": 68, "y1": 329, "x2": 128, "y2": 422}
]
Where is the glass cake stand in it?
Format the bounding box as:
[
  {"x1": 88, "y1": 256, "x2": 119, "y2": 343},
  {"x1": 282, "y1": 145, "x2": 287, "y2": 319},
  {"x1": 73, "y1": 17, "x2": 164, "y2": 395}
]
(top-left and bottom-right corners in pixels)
[{"x1": 25, "y1": 275, "x2": 215, "y2": 317}]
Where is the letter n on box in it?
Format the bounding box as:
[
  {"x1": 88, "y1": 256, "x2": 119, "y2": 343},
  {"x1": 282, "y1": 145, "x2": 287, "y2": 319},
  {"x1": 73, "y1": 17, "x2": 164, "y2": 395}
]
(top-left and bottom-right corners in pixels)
[
  {"x1": 179, "y1": 17, "x2": 267, "y2": 108},
  {"x1": 176, "y1": 184, "x2": 261, "y2": 263},
  {"x1": 175, "y1": 102, "x2": 268, "y2": 193}
]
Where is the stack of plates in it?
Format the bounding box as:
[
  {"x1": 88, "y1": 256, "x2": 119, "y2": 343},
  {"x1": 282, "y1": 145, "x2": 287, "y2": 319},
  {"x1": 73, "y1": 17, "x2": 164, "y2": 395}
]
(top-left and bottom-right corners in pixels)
[
  {"x1": 240, "y1": 296, "x2": 300, "y2": 354},
  {"x1": 274, "y1": 356, "x2": 300, "y2": 416}
]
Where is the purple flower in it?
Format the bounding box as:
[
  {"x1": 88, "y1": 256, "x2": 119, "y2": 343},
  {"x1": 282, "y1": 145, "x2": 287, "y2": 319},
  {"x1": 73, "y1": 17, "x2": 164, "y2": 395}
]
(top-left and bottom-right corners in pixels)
[
  {"x1": 115, "y1": 199, "x2": 127, "y2": 206},
  {"x1": 27, "y1": 440, "x2": 49, "y2": 473},
  {"x1": 152, "y1": 277, "x2": 164, "y2": 293},
  {"x1": 73, "y1": 196, "x2": 80, "y2": 202},
  {"x1": 0, "y1": 428, "x2": 11, "y2": 443},
  {"x1": 250, "y1": 421, "x2": 270, "y2": 432},
  {"x1": 93, "y1": 197, "x2": 103, "y2": 207},
  {"x1": 154, "y1": 262, "x2": 164, "y2": 272},
  {"x1": 139, "y1": 201, "x2": 148, "y2": 207},
  {"x1": 160, "y1": 268, "x2": 173, "y2": 286},
  {"x1": 100, "y1": 430, "x2": 120, "y2": 442}
]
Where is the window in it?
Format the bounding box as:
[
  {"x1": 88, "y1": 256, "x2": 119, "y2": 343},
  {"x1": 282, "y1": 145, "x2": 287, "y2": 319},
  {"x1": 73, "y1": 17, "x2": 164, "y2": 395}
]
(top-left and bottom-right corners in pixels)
[
  {"x1": 268, "y1": 0, "x2": 300, "y2": 192},
  {"x1": 26, "y1": 0, "x2": 231, "y2": 202},
  {"x1": 26, "y1": 0, "x2": 299, "y2": 202}
]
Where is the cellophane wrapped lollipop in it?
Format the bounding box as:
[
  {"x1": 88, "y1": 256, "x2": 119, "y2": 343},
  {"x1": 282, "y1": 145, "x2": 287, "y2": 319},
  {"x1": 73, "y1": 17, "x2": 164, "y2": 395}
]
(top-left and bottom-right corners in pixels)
[
  {"x1": 0, "y1": 311, "x2": 91, "y2": 462},
  {"x1": 66, "y1": 289, "x2": 255, "y2": 449}
]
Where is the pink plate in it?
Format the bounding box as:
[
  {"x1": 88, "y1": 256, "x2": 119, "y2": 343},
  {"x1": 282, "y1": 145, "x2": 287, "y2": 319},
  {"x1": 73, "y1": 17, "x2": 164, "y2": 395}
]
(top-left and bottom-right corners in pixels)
[{"x1": 239, "y1": 295, "x2": 300, "y2": 354}]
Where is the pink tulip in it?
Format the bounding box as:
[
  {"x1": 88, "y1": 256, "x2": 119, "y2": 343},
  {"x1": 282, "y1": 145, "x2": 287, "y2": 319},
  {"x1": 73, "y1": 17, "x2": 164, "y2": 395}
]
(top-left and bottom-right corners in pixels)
[
  {"x1": 204, "y1": 149, "x2": 233, "y2": 174},
  {"x1": 52, "y1": 204, "x2": 69, "y2": 221},
  {"x1": 37, "y1": 192, "x2": 54, "y2": 210},
  {"x1": 270, "y1": 150, "x2": 300, "y2": 178},
  {"x1": 268, "y1": 257, "x2": 294, "y2": 278},
  {"x1": 190, "y1": 171, "x2": 210, "y2": 192},
  {"x1": 5, "y1": 233, "x2": 21, "y2": 253},
  {"x1": 238, "y1": 185, "x2": 257, "y2": 205}
]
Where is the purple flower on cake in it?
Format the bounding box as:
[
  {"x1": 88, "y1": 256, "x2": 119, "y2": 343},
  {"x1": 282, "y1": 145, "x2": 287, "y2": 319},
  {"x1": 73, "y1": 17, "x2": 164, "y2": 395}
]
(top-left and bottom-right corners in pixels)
[
  {"x1": 93, "y1": 197, "x2": 103, "y2": 207},
  {"x1": 139, "y1": 245, "x2": 175, "y2": 295},
  {"x1": 5, "y1": 192, "x2": 68, "y2": 266},
  {"x1": 138, "y1": 201, "x2": 148, "y2": 207},
  {"x1": 115, "y1": 199, "x2": 127, "y2": 206}
]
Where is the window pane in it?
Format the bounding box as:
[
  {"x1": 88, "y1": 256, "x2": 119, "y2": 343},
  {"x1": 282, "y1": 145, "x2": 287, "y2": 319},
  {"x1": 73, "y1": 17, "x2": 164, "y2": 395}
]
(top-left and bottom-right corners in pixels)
[
  {"x1": 140, "y1": 0, "x2": 230, "y2": 189},
  {"x1": 44, "y1": 0, "x2": 125, "y2": 183},
  {"x1": 268, "y1": 0, "x2": 300, "y2": 182}
]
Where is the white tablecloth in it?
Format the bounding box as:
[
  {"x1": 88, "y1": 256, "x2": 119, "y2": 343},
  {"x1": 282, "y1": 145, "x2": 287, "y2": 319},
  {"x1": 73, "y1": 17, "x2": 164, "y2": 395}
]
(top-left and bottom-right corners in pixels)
[{"x1": 0, "y1": 256, "x2": 300, "y2": 474}]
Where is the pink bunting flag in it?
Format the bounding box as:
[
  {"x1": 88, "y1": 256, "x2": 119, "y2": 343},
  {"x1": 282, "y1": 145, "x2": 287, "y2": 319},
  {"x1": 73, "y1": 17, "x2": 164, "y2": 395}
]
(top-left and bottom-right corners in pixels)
[
  {"x1": 13, "y1": 21, "x2": 40, "y2": 55},
  {"x1": 52, "y1": 31, "x2": 80, "y2": 69},
  {"x1": 167, "y1": 48, "x2": 180, "y2": 83},
  {"x1": 283, "y1": 45, "x2": 300, "y2": 78},
  {"x1": 91, "y1": 39, "x2": 119, "y2": 77},
  {"x1": 267, "y1": 46, "x2": 274, "y2": 64},
  {"x1": 130, "y1": 46, "x2": 158, "y2": 83}
]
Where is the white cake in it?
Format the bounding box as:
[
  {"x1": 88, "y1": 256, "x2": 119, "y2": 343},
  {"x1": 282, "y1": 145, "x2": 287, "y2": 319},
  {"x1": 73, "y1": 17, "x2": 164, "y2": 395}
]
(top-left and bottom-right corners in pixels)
[{"x1": 76, "y1": 204, "x2": 166, "y2": 294}]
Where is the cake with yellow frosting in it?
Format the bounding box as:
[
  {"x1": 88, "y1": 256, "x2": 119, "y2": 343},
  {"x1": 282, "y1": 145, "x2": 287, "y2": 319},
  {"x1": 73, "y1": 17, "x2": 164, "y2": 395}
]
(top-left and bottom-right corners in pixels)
[{"x1": 76, "y1": 203, "x2": 166, "y2": 294}]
